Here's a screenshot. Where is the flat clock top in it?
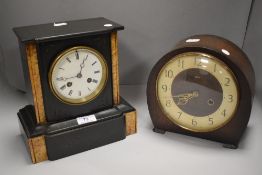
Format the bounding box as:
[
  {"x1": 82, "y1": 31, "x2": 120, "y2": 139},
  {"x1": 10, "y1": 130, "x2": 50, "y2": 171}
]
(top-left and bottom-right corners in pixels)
[{"x1": 13, "y1": 17, "x2": 124, "y2": 42}]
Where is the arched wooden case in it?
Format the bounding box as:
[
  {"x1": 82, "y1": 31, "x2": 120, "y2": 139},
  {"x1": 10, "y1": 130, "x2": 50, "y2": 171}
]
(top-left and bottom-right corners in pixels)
[{"x1": 147, "y1": 35, "x2": 255, "y2": 148}]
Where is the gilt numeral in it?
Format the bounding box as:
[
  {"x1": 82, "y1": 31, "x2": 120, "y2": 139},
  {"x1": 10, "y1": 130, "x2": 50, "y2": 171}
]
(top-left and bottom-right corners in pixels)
[
  {"x1": 194, "y1": 58, "x2": 202, "y2": 67},
  {"x1": 165, "y1": 100, "x2": 171, "y2": 107},
  {"x1": 224, "y1": 78, "x2": 230, "y2": 86},
  {"x1": 178, "y1": 59, "x2": 184, "y2": 68},
  {"x1": 192, "y1": 119, "x2": 197, "y2": 126},
  {"x1": 214, "y1": 64, "x2": 217, "y2": 72},
  {"x1": 165, "y1": 70, "x2": 174, "y2": 78},
  {"x1": 222, "y1": 109, "x2": 226, "y2": 117},
  {"x1": 208, "y1": 118, "x2": 213, "y2": 125},
  {"x1": 228, "y1": 95, "x2": 233, "y2": 102},
  {"x1": 162, "y1": 84, "x2": 167, "y2": 92},
  {"x1": 177, "y1": 112, "x2": 182, "y2": 119}
]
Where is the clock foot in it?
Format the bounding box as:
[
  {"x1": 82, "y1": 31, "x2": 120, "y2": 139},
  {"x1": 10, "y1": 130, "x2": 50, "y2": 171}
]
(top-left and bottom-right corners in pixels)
[
  {"x1": 153, "y1": 128, "x2": 166, "y2": 134},
  {"x1": 223, "y1": 144, "x2": 238, "y2": 149}
]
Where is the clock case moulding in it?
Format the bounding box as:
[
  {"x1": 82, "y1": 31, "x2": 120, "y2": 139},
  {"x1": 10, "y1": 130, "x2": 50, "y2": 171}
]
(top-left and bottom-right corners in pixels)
[
  {"x1": 147, "y1": 35, "x2": 255, "y2": 149},
  {"x1": 13, "y1": 17, "x2": 137, "y2": 163}
]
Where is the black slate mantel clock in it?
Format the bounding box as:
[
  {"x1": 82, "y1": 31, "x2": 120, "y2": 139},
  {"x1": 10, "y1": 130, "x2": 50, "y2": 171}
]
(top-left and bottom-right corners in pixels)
[{"x1": 14, "y1": 17, "x2": 137, "y2": 163}]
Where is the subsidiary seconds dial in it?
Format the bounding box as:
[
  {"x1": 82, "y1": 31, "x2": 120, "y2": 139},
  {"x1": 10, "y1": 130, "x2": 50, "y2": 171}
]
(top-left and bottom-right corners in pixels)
[{"x1": 49, "y1": 46, "x2": 108, "y2": 104}]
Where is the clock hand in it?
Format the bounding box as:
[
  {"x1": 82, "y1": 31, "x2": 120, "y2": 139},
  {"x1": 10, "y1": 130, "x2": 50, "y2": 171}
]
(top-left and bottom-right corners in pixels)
[
  {"x1": 56, "y1": 76, "x2": 76, "y2": 81},
  {"x1": 64, "y1": 76, "x2": 77, "y2": 81},
  {"x1": 173, "y1": 91, "x2": 199, "y2": 105},
  {"x1": 79, "y1": 54, "x2": 88, "y2": 75},
  {"x1": 57, "y1": 54, "x2": 88, "y2": 82}
]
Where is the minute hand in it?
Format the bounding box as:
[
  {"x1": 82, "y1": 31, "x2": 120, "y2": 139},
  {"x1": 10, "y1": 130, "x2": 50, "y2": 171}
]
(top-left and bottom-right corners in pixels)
[{"x1": 79, "y1": 55, "x2": 88, "y2": 74}]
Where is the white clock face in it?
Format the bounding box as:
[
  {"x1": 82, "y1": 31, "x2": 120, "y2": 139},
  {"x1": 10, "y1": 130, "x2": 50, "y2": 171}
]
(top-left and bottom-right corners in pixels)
[{"x1": 49, "y1": 46, "x2": 108, "y2": 104}]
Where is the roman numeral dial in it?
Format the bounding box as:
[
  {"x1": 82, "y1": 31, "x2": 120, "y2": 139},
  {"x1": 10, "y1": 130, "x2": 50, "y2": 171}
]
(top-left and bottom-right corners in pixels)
[{"x1": 49, "y1": 46, "x2": 108, "y2": 104}]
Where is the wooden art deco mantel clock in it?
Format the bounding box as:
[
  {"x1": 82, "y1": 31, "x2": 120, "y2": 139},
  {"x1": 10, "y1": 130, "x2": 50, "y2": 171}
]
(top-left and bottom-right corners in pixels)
[
  {"x1": 147, "y1": 35, "x2": 255, "y2": 148},
  {"x1": 14, "y1": 17, "x2": 137, "y2": 163}
]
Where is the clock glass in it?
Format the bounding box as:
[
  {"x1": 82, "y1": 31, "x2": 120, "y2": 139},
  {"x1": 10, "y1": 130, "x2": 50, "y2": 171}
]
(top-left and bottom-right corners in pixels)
[
  {"x1": 157, "y1": 52, "x2": 239, "y2": 132},
  {"x1": 49, "y1": 46, "x2": 108, "y2": 104}
]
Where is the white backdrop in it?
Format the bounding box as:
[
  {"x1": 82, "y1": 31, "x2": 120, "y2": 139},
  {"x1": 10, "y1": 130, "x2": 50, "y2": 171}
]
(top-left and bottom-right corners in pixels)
[{"x1": 1, "y1": 1, "x2": 262, "y2": 175}]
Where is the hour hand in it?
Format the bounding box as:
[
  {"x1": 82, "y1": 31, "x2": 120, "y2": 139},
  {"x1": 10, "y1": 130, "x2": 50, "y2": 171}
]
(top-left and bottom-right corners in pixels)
[
  {"x1": 173, "y1": 91, "x2": 199, "y2": 105},
  {"x1": 56, "y1": 76, "x2": 76, "y2": 81}
]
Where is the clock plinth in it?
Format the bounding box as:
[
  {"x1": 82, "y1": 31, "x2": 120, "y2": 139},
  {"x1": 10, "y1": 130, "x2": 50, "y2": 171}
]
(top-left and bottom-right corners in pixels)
[
  {"x1": 18, "y1": 98, "x2": 136, "y2": 163},
  {"x1": 14, "y1": 18, "x2": 137, "y2": 163}
]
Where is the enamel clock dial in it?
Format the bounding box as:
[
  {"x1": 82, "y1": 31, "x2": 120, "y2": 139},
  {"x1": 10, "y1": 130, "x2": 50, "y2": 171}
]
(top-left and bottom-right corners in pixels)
[
  {"x1": 49, "y1": 46, "x2": 107, "y2": 104},
  {"x1": 147, "y1": 35, "x2": 255, "y2": 148}
]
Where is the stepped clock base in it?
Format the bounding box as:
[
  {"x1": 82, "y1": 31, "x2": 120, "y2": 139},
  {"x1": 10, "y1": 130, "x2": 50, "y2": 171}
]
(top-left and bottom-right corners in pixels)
[{"x1": 17, "y1": 97, "x2": 137, "y2": 163}]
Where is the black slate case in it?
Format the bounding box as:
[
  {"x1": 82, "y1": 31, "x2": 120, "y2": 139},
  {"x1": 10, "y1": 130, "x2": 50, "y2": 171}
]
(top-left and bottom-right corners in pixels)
[
  {"x1": 18, "y1": 98, "x2": 135, "y2": 160},
  {"x1": 13, "y1": 17, "x2": 124, "y2": 122},
  {"x1": 14, "y1": 18, "x2": 137, "y2": 162}
]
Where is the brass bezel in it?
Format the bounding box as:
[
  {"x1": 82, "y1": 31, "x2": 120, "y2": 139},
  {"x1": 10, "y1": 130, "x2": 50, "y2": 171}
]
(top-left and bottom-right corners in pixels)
[
  {"x1": 156, "y1": 52, "x2": 239, "y2": 133},
  {"x1": 49, "y1": 46, "x2": 108, "y2": 105}
]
